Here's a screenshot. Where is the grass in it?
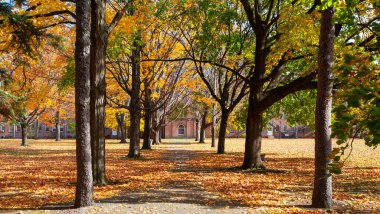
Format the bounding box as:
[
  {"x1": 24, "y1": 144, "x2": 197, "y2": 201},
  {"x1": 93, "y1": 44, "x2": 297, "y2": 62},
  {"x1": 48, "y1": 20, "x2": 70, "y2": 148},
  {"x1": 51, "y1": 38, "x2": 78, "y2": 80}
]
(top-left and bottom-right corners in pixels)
[{"x1": 0, "y1": 138, "x2": 379, "y2": 213}]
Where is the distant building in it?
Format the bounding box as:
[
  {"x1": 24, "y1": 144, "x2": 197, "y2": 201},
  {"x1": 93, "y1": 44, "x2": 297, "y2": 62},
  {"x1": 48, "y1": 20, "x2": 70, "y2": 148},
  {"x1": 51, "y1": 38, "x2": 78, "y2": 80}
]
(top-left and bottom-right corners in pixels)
[
  {"x1": 0, "y1": 117, "x2": 75, "y2": 139},
  {"x1": 163, "y1": 112, "x2": 313, "y2": 139},
  {"x1": 0, "y1": 112, "x2": 313, "y2": 139},
  {"x1": 263, "y1": 117, "x2": 314, "y2": 138}
]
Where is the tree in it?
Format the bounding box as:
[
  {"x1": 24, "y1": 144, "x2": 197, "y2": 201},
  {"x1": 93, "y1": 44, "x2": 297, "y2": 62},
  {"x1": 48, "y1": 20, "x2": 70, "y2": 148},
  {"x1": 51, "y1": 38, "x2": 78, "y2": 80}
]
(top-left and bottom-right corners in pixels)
[
  {"x1": 74, "y1": 0, "x2": 93, "y2": 207},
  {"x1": 128, "y1": 36, "x2": 142, "y2": 158},
  {"x1": 312, "y1": 6, "x2": 335, "y2": 208},
  {"x1": 238, "y1": 0, "x2": 319, "y2": 169},
  {"x1": 174, "y1": 0, "x2": 249, "y2": 153},
  {"x1": 90, "y1": 0, "x2": 130, "y2": 185}
]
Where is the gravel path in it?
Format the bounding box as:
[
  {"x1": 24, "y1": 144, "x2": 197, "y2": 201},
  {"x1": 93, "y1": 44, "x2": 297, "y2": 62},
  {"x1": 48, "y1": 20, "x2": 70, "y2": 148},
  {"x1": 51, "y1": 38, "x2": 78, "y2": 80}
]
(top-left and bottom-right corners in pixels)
[{"x1": 5, "y1": 142, "x2": 255, "y2": 214}]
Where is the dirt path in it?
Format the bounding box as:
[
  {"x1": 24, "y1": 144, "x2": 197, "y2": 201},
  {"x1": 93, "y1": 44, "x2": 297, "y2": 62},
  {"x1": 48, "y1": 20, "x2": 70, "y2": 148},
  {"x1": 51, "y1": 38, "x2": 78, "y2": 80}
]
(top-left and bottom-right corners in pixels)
[{"x1": 14, "y1": 142, "x2": 255, "y2": 214}]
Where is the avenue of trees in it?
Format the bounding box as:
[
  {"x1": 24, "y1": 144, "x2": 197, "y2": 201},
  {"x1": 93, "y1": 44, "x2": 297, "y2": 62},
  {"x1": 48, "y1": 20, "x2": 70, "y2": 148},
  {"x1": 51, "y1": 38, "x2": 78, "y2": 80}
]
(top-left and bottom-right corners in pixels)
[{"x1": 0, "y1": 0, "x2": 379, "y2": 209}]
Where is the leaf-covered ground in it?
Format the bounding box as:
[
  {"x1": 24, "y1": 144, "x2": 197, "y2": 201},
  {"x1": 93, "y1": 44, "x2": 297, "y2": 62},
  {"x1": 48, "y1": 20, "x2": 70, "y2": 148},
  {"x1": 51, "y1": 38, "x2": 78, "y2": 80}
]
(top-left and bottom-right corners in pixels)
[{"x1": 0, "y1": 138, "x2": 379, "y2": 213}]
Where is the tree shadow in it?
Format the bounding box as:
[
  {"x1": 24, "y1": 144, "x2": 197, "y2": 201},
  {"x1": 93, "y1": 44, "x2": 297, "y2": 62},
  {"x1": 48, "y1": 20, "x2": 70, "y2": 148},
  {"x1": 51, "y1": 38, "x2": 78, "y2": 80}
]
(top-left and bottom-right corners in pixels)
[{"x1": 98, "y1": 180, "x2": 247, "y2": 209}]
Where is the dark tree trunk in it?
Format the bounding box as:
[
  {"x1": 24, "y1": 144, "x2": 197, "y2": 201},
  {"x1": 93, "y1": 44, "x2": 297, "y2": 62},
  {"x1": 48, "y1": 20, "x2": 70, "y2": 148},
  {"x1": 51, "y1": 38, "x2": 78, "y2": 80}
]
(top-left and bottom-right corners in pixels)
[
  {"x1": 142, "y1": 86, "x2": 152, "y2": 150},
  {"x1": 21, "y1": 125, "x2": 27, "y2": 146},
  {"x1": 55, "y1": 111, "x2": 61, "y2": 141},
  {"x1": 312, "y1": 7, "x2": 335, "y2": 209},
  {"x1": 211, "y1": 105, "x2": 216, "y2": 147},
  {"x1": 34, "y1": 119, "x2": 39, "y2": 139},
  {"x1": 199, "y1": 108, "x2": 208, "y2": 143},
  {"x1": 159, "y1": 126, "x2": 163, "y2": 141},
  {"x1": 128, "y1": 38, "x2": 142, "y2": 158},
  {"x1": 90, "y1": 0, "x2": 107, "y2": 186},
  {"x1": 142, "y1": 111, "x2": 152, "y2": 150},
  {"x1": 242, "y1": 94, "x2": 264, "y2": 169},
  {"x1": 74, "y1": 0, "x2": 93, "y2": 207},
  {"x1": 152, "y1": 112, "x2": 161, "y2": 145},
  {"x1": 116, "y1": 113, "x2": 127, "y2": 143},
  {"x1": 217, "y1": 109, "x2": 229, "y2": 154},
  {"x1": 242, "y1": 24, "x2": 266, "y2": 170}
]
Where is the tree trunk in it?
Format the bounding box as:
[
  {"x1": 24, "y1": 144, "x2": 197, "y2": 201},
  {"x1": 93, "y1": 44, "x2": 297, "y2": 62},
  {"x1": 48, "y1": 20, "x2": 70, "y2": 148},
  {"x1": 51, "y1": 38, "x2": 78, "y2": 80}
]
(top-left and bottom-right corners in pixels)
[
  {"x1": 312, "y1": 7, "x2": 335, "y2": 209},
  {"x1": 199, "y1": 108, "x2": 208, "y2": 143},
  {"x1": 211, "y1": 105, "x2": 216, "y2": 148},
  {"x1": 217, "y1": 109, "x2": 229, "y2": 154},
  {"x1": 128, "y1": 38, "x2": 142, "y2": 158},
  {"x1": 152, "y1": 129, "x2": 160, "y2": 145},
  {"x1": 74, "y1": 0, "x2": 93, "y2": 207},
  {"x1": 242, "y1": 94, "x2": 264, "y2": 169},
  {"x1": 152, "y1": 112, "x2": 161, "y2": 145},
  {"x1": 34, "y1": 119, "x2": 39, "y2": 140},
  {"x1": 195, "y1": 119, "x2": 200, "y2": 141},
  {"x1": 242, "y1": 24, "x2": 266, "y2": 170},
  {"x1": 55, "y1": 111, "x2": 61, "y2": 141},
  {"x1": 142, "y1": 111, "x2": 152, "y2": 149},
  {"x1": 116, "y1": 113, "x2": 127, "y2": 143},
  {"x1": 21, "y1": 125, "x2": 27, "y2": 146},
  {"x1": 90, "y1": 0, "x2": 107, "y2": 186},
  {"x1": 142, "y1": 86, "x2": 152, "y2": 150}
]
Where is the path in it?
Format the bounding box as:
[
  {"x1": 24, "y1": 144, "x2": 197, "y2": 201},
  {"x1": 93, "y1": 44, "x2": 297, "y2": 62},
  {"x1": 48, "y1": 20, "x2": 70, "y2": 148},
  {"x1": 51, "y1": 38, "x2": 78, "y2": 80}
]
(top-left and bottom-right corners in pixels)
[{"x1": 16, "y1": 142, "x2": 254, "y2": 214}]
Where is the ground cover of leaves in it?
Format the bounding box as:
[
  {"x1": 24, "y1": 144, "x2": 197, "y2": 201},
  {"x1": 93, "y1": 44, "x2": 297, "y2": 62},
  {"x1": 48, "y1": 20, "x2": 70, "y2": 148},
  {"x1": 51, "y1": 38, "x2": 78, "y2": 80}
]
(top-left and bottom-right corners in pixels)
[
  {"x1": 0, "y1": 139, "x2": 173, "y2": 209},
  {"x1": 0, "y1": 138, "x2": 379, "y2": 213},
  {"x1": 169, "y1": 138, "x2": 380, "y2": 213}
]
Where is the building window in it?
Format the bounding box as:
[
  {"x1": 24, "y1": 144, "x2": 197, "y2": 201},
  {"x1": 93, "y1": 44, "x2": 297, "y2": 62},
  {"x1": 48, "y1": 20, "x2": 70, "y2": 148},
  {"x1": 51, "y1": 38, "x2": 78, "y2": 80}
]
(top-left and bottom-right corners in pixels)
[
  {"x1": 39, "y1": 124, "x2": 43, "y2": 131},
  {"x1": 60, "y1": 126, "x2": 64, "y2": 132},
  {"x1": 178, "y1": 125, "x2": 185, "y2": 136},
  {"x1": 283, "y1": 125, "x2": 287, "y2": 132},
  {"x1": 52, "y1": 126, "x2": 57, "y2": 132},
  {"x1": 276, "y1": 125, "x2": 280, "y2": 132},
  {"x1": 8, "y1": 125, "x2": 13, "y2": 133},
  {"x1": 0, "y1": 124, "x2": 4, "y2": 133},
  {"x1": 16, "y1": 126, "x2": 21, "y2": 132},
  {"x1": 46, "y1": 126, "x2": 50, "y2": 132}
]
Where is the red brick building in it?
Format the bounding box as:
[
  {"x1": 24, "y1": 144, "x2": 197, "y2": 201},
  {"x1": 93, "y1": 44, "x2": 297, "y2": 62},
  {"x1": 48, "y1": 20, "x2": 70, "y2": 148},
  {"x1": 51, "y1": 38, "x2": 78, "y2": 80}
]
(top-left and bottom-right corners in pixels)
[
  {"x1": 162, "y1": 113, "x2": 313, "y2": 139},
  {"x1": 0, "y1": 119, "x2": 75, "y2": 139}
]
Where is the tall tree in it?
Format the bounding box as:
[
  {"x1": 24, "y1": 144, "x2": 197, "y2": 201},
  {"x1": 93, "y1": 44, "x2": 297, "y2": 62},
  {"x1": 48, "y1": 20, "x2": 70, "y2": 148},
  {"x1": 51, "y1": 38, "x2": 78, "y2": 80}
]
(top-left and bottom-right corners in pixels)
[
  {"x1": 90, "y1": 0, "x2": 129, "y2": 185},
  {"x1": 128, "y1": 36, "x2": 142, "y2": 158},
  {"x1": 238, "y1": 0, "x2": 319, "y2": 169},
  {"x1": 312, "y1": 6, "x2": 335, "y2": 208},
  {"x1": 74, "y1": 0, "x2": 93, "y2": 207},
  {"x1": 175, "y1": 0, "x2": 249, "y2": 153}
]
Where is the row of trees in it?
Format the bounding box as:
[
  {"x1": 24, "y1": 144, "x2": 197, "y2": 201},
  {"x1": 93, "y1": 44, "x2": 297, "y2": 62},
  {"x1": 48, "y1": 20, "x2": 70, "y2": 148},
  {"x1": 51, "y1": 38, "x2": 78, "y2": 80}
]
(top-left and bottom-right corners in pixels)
[{"x1": 0, "y1": 0, "x2": 378, "y2": 209}]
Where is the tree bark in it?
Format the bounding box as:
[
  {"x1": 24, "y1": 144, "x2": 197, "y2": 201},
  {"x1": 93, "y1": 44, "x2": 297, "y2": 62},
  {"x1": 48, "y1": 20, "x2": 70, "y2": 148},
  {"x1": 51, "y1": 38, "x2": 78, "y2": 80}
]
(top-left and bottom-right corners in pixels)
[
  {"x1": 21, "y1": 125, "x2": 27, "y2": 146},
  {"x1": 74, "y1": 0, "x2": 93, "y2": 207},
  {"x1": 152, "y1": 112, "x2": 161, "y2": 145},
  {"x1": 152, "y1": 129, "x2": 160, "y2": 145},
  {"x1": 55, "y1": 111, "x2": 61, "y2": 141},
  {"x1": 242, "y1": 23, "x2": 266, "y2": 169},
  {"x1": 217, "y1": 109, "x2": 229, "y2": 154},
  {"x1": 312, "y1": 7, "x2": 335, "y2": 209},
  {"x1": 142, "y1": 86, "x2": 152, "y2": 150},
  {"x1": 242, "y1": 93, "x2": 264, "y2": 169},
  {"x1": 195, "y1": 118, "x2": 200, "y2": 141},
  {"x1": 199, "y1": 108, "x2": 208, "y2": 144},
  {"x1": 116, "y1": 113, "x2": 127, "y2": 143},
  {"x1": 34, "y1": 119, "x2": 39, "y2": 139},
  {"x1": 211, "y1": 105, "x2": 216, "y2": 148},
  {"x1": 128, "y1": 38, "x2": 142, "y2": 158},
  {"x1": 90, "y1": 0, "x2": 107, "y2": 186},
  {"x1": 142, "y1": 110, "x2": 152, "y2": 149}
]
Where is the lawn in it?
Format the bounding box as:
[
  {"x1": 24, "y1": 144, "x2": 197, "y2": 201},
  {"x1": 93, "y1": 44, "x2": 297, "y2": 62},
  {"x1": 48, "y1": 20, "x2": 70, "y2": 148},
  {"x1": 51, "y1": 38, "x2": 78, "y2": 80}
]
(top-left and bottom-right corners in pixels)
[{"x1": 0, "y1": 138, "x2": 379, "y2": 213}]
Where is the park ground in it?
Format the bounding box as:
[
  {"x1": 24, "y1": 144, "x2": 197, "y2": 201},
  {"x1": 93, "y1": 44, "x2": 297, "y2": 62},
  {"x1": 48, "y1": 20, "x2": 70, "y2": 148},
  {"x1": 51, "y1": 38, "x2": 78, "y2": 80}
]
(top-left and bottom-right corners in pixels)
[{"x1": 0, "y1": 138, "x2": 379, "y2": 213}]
